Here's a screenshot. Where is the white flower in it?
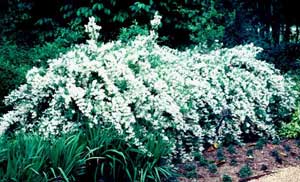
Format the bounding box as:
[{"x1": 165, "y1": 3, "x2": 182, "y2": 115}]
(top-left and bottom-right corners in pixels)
[
  {"x1": 85, "y1": 16, "x2": 101, "y2": 41},
  {"x1": 150, "y1": 12, "x2": 162, "y2": 30}
]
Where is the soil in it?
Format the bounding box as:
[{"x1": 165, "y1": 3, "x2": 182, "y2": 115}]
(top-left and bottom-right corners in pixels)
[
  {"x1": 249, "y1": 166, "x2": 300, "y2": 182},
  {"x1": 175, "y1": 139, "x2": 300, "y2": 182}
]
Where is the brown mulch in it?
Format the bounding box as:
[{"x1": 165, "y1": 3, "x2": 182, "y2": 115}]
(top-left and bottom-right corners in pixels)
[
  {"x1": 249, "y1": 166, "x2": 300, "y2": 182},
  {"x1": 176, "y1": 139, "x2": 300, "y2": 182}
]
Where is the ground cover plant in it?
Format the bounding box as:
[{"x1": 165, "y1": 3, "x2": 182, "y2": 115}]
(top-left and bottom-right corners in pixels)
[
  {"x1": 222, "y1": 174, "x2": 232, "y2": 182},
  {"x1": 238, "y1": 164, "x2": 252, "y2": 178},
  {"x1": 179, "y1": 139, "x2": 300, "y2": 181}
]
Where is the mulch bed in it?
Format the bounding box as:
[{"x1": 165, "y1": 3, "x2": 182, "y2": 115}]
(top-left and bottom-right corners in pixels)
[{"x1": 175, "y1": 139, "x2": 300, "y2": 182}]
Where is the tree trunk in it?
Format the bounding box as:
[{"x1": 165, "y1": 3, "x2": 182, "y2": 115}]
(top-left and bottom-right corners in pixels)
[
  {"x1": 284, "y1": 23, "x2": 291, "y2": 42},
  {"x1": 270, "y1": 0, "x2": 280, "y2": 45},
  {"x1": 296, "y1": 25, "x2": 299, "y2": 42}
]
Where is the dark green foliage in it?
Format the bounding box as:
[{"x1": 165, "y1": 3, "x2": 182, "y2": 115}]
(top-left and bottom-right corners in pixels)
[
  {"x1": 257, "y1": 43, "x2": 300, "y2": 72},
  {"x1": 270, "y1": 150, "x2": 283, "y2": 164},
  {"x1": 0, "y1": 0, "x2": 233, "y2": 48},
  {"x1": 255, "y1": 138, "x2": 267, "y2": 150},
  {"x1": 183, "y1": 163, "x2": 196, "y2": 172},
  {"x1": 183, "y1": 163, "x2": 197, "y2": 179},
  {"x1": 185, "y1": 170, "x2": 198, "y2": 179},
  {"x1": 0, "y1": 28, "x2": 82, "y2": 115},
  {"x1": 0, "y1": 128, "x2": 173, "y2": 182},
  {"x1": 246, "y1": 149, "x2": 254, "y2": 158},
  {"x1": 115, "y1": 79, "x2": 129, "y2": 93},
  {"x1": 128, "y1": 60, "x2": 141, "y2": 75},
  {"x1": 47, "y1": 135, "x2": 86, "y2": 181},
  {"x1": 193, "y1": 153, "x2": 208, "y2": 167},
  {"x1": 119, "y1": 23, "x2": 149, "y2": 43},
  {"x1": 0, "y1": 134, "x2": 49, "y2": 181},
  {"x1": 260, "y1": 164, "x2": 268, "y2": 171},
  {"x1": 224, "y1": 0, "x2": 300, "y2": 47},
  {"x1": 222, "y1": 174, "x2": 232, "y2": 182},
  {"x1": 0, "y1": 0, "x2": 33, "y2": 44},
  {"x1": 165, "y1": 176, "x2": 179, "y2": 182},
  {"x1": 272, "y1": 138, "x2": 280, "y2": 145},
  {"x1": 159, "y1": 0, "x2": 233, "y2": 47},
  {"x1": 84, "y1": 128, "x2": 174, "y2": 182},
  {"x1": 280, "y1": 103, "x2": 300, "y2": 138},
  {"x1": 193, "y1": 152, "x2": 201, "y2": 161},
  {"x1": 238, "y1": 164, "x2": 252, "y2": 178},
  {"x1": 227, "y1": 144, "x2": 236, "y2": 154},
  {"x1": 216, "y1": 148, "x2": 226, "y2": 161},
  {"x1": 296, "y1": 140, "x2": 300, "y2": 148},
  {"x1": 283, "y1": 144, "x2": 291, "y2": 152},
  {"x1": 0, "y1": 133, "x2": 86, "y2": 181},
  {"x1": 0, "y1": 2, "x2": 84, "y2": 105},
  {"x1": 2, "y1": 0, "x2": 300, "y2": 49},
  {"x1": 208, "y1": 163, "x2": 218, "y2": 174},
  {"x1": 0, "y1": 43, "x2": 32, "y2": 113},
  {"x1": 199, "y1": 158, "x2": 209, "y2": 168}
]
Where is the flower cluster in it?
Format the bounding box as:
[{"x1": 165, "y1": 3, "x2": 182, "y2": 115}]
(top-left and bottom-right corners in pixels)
[
  {"x1": 85, "y1": 16, "x2": 101, "y2": 41},
  {"x1": 0, "y1": 15, "x2": 297, "y2": 161},
  {"x1": 150, "y1": 12, "x2": 162, "y2": 30}
]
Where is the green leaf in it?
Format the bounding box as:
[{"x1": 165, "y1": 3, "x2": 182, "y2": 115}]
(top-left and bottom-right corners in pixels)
[
  {"x1": 104, "y1": 8, "x2": 111, "y2": 15},
  {"x1": 58, "y1": 167, "x2": 69, "y2": 182},
  {"x1": 92, "y1": 3, "x2": 104, "y2": 11}
]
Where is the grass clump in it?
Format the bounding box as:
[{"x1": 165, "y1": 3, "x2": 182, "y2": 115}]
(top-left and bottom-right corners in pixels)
[{"x1": 0, "y1": 128, "x2": 173, "y2": 182}]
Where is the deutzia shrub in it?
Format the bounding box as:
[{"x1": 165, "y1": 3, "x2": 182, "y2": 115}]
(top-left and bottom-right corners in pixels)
[{"x1": 0, "y1": 15, "x2": 297, "y2": 161}]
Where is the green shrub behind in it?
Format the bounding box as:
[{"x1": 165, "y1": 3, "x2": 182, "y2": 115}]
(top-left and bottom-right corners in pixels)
[
  {"x1": 0, "y1": 27, "x2": 83, "y2": 114},
  {"x1": 0, "y1": 43, "x2": 32, "y2": 113},
  {"x1": 280, "y1": 103, "x2": 300, "y2": 138}
]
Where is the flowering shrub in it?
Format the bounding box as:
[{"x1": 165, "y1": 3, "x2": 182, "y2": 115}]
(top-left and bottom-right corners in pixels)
[{"x1": 0, "y1": 15, "x2": 297, "y2": 161}]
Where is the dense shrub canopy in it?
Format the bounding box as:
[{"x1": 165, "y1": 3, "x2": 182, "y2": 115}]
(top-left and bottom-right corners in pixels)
[{"x1": 0, "y1": 16, "x2": 297, "y2": 161}]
